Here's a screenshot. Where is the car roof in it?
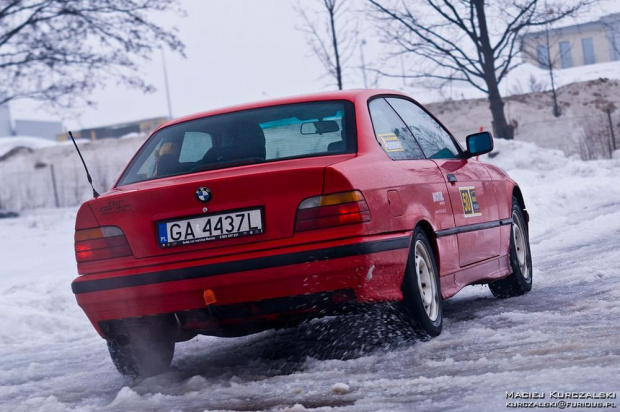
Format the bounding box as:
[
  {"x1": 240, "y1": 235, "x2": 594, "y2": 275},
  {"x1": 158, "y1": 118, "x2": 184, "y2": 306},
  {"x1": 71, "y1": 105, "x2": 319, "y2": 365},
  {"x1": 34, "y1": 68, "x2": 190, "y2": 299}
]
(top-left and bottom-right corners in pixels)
[{"x1": 154, "y1": 89, "x2": 409, "y2": 133}]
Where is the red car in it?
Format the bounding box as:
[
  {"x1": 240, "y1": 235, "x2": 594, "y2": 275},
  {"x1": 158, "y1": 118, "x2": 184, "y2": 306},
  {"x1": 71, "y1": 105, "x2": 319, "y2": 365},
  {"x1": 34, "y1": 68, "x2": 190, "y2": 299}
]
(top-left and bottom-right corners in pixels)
[{"x1": 72, "y1": 90, "x2": 532, "y2": 377}]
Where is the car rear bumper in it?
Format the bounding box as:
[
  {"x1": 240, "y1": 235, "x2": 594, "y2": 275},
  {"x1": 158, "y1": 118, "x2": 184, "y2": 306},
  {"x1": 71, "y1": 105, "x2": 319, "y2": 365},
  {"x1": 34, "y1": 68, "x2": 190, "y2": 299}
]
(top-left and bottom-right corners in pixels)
[{"x1": 72, "y1": 232, "x2": 411, "y2": 337}]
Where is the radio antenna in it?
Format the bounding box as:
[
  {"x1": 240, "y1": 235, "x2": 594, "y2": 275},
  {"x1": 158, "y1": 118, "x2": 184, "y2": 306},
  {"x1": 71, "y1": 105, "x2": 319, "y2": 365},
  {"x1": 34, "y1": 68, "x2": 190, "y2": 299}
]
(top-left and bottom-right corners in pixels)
[{"x1": 69, "y1": 131, "x2": 100, "y2": 198}]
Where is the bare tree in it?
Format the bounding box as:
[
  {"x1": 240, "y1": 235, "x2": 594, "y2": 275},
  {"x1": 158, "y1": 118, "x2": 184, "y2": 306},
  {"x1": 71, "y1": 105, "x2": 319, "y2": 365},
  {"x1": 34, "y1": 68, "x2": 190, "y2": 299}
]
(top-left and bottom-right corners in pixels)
[
  {"x1": 521, "y1": 24, "x2": 563, "y2": 117},
  {"x1": 601, "y1": 14, "x2": 620, "y2": 60},
  {"x1": 368, "y1": 0, "x2": 594, "y2": 139},
  {"x1": 296, "y1": 0, "x2": 358, "y2": 90},
  {"x1": 577, "y1": 113, "x2": 615, "y2": 160},
  {"x1": 543, "y1": 25, "x2": 561, "y2": 117},
  {"x1": 0, "y1": 0, "x2": 185, "y2": 108}
]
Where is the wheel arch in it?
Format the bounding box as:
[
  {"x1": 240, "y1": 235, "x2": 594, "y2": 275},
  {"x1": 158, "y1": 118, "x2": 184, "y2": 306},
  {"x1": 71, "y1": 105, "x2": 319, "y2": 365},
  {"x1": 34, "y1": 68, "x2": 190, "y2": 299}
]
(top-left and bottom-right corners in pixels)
[
  {"x1": 413, "y1": 219, "x2": 441, "y2": 274},
  {"x1": 511, "y1": 185, "x2": 529, "y2": 224}
]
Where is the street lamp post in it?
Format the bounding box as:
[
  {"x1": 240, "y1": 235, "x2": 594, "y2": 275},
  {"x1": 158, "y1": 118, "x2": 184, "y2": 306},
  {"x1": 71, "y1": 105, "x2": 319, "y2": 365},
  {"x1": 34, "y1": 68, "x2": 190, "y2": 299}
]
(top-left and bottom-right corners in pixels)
[
  {"x1": 360, "y1": 40, "x2": 368, "y2": 89},
  {"x1": 34, "y1": 161, "x2": 60, "y2": 208},
  {"x1": 161, "y1": 48, "x2": 173, "y2": 120}
]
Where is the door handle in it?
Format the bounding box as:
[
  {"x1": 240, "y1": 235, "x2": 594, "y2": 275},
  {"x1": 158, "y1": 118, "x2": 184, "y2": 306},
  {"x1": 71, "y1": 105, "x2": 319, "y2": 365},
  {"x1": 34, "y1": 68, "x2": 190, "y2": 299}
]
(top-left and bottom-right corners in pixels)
[{"x1": 447, "y1": 173, "x2": 458, "y2": 183}]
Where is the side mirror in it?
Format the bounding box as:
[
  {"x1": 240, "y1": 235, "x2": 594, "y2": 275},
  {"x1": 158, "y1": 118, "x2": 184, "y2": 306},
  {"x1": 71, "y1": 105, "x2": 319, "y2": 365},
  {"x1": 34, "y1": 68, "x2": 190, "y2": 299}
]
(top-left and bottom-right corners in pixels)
[
  {"x1": 300, "y1": 120, "x2": 340, "y2": 135},
  {"x1": 465, "y1": 131, "x2": 493, "y2": 157}
]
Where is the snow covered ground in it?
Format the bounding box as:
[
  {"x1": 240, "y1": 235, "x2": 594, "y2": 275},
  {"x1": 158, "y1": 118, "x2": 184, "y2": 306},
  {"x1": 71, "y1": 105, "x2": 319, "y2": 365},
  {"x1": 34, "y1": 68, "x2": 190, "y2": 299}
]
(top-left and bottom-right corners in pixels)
[{"x1": 0, "y1": 139, "x2": 619, "y2": 411}]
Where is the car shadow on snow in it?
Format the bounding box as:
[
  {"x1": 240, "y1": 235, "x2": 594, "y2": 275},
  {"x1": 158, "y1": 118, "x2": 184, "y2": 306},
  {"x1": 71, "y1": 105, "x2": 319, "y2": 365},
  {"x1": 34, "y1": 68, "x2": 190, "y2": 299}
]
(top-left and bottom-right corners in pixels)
[
  {"x1": 167, "y1": 303, "x2": 428, "y2": 381},
  {"x1": 136, "y1": 287, "x2": 536, "y2": 388}
]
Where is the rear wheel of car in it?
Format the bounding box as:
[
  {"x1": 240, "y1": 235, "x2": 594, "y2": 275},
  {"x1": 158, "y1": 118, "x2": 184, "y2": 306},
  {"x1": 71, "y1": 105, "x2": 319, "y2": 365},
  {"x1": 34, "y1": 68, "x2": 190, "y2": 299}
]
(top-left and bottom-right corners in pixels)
[
  {"x1": 401, "y1": 227, "x2": 443, "y2": 337},
  {"x1": 489, "y1": 197, "x2": 533, "y2": 298},
  {"x1": 107, "y1": 323, "x2": 176, "y2": 378}
]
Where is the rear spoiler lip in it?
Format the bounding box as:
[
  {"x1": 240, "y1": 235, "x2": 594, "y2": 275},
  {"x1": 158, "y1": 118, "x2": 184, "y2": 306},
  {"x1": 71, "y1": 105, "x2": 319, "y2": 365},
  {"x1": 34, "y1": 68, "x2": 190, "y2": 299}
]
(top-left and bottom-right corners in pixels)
[{"x1": 113, "y1": 153, "x2": 358, "y2": 192}]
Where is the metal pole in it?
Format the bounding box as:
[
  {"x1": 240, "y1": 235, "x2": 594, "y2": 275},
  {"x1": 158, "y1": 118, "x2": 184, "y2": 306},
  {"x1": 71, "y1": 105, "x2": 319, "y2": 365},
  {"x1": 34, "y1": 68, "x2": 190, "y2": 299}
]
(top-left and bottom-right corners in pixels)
[
  {"x1": 400, "y1": 54, "x2": 406, "y2": 87},
  {"x1": 50, "y1": 164, "x2": 60, "y2": 208},
  {"x1": 360, "y1": 40, "x2": 368, "y2": 89},
  {"x1": 161, "y1": 49, "x2": 173, "y2": 120},
  {"x1": 607, "y1": 108, "x2": 617, "y2": 152}
]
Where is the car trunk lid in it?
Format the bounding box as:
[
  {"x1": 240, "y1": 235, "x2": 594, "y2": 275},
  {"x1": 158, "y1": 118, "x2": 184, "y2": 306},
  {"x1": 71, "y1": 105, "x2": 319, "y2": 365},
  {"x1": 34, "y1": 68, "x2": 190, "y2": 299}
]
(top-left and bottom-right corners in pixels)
[{"x1": 89, "y1": 155, "x2": 354, "y2": 258}]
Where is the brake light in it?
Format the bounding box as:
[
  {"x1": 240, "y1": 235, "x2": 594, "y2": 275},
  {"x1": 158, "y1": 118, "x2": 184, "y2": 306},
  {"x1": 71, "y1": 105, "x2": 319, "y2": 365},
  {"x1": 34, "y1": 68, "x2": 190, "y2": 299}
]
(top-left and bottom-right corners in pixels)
[
  {"x1": 295, "y1": 190, "x2": 371, "y2": 232},
  {"x1": 74, "y1": 226, "x2": 132, "y2": 262}
]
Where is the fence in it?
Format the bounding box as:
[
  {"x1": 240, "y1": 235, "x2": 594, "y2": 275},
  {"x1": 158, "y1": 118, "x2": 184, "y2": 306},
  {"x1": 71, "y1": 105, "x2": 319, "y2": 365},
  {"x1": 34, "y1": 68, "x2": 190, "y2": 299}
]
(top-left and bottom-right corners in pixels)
[
  {"x1": 0, "y1": 136, "x2": 144, "y2": 212},
  {"x1": 0, "y1": 165, "x2": 102, "y2": 211}
]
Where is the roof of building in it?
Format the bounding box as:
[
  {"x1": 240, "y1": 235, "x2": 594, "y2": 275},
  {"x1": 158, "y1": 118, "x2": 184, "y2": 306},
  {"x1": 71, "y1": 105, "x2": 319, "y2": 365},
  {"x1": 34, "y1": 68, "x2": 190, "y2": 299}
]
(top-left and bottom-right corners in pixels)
[{"x1": 521, "y1": 12, "x2": 620, "y2": 39}]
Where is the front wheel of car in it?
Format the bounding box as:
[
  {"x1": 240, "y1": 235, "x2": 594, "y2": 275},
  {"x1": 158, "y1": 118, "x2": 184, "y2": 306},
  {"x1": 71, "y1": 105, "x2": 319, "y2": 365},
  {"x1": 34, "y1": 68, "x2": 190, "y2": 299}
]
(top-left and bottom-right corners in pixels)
[
  {"x1": 107, "y1": 325, "x2": 176, "y2": 378},
  {"x1": 401, "y1": 227, "x2": 443, "y2": 337},
  {"x1": 489, "y1": 197, "x2": 533, "y2": 298}
]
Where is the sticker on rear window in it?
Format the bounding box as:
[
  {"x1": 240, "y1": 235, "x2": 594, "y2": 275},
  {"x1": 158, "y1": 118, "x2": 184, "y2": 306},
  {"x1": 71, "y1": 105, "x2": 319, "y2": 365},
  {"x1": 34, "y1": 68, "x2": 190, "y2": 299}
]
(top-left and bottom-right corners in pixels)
[
  {"x1": 378, "y1": 133, "x2": 404, "y2": 152},
  {"x1": 459, "y1": 186, "x2": 482, "y2": 217}
]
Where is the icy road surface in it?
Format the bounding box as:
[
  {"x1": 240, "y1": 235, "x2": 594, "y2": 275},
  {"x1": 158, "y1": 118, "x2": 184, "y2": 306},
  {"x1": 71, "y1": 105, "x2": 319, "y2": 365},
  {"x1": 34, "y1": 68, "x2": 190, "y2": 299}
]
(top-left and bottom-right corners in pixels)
[{"x1": 1, "y1": 140, "x2": 619, "y2": 411}]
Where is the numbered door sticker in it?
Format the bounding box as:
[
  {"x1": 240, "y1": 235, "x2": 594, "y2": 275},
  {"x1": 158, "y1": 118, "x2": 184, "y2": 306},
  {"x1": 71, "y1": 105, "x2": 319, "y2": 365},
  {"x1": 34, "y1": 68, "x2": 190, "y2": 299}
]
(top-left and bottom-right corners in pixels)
[
  {"x1": 378, "y1": 133, "x2": 405, "y2": 152},
  {"x1": 459, "y1": 187, "x2": 482, "y2": 217}
]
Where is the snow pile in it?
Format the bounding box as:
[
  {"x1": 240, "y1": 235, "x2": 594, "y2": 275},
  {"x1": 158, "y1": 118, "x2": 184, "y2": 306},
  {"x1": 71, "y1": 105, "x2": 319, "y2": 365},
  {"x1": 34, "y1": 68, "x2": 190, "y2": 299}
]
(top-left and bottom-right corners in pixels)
[
  {"x1": 484, "y1": 138, "x2": 620, "y2": 272},
  {"x1": 429, "y1": 77, "x2": 620, "y2": 156},
  {"x1": 331, "y1": 382, "x2": 350, "y2": 394},
  {"x1": 0, "y1": 139, "x2": 619, "y2": 411},
  {"x1": 506, "y1": 61, "x2": 620, "y2": 95}
]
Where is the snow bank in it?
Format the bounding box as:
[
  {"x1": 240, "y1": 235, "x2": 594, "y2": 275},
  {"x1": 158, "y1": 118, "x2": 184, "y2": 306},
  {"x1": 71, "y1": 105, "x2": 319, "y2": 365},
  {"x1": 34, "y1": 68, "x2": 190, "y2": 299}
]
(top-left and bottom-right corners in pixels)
[
  {"x1": 428, "y1": 77, "x2": 620, "y2": 157},
  {"x1": 484, "y1": 138, "x2": 620, "y2": 276}
]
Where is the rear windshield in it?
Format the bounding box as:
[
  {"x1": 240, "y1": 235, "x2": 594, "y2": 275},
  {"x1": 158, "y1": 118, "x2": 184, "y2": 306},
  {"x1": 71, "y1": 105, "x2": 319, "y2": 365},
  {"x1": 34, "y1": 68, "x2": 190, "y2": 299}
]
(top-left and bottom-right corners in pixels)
[{"x1": 117, "y1": 101, "x2": 356, "y2": 186}]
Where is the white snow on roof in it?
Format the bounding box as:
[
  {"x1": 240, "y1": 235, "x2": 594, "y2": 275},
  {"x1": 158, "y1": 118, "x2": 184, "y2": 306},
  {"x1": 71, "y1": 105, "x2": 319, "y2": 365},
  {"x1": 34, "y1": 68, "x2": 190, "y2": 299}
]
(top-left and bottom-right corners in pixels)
[{"x1": 0, "y1": 136, "x2": 58, "y2": 157}]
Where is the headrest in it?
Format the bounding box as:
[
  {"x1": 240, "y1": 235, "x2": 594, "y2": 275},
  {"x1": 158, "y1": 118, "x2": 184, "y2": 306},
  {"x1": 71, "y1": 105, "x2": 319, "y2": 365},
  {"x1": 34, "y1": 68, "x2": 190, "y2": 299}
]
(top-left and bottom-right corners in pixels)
[{"x1": 327, "y1": 140, "x2": 346, "y2": 152}]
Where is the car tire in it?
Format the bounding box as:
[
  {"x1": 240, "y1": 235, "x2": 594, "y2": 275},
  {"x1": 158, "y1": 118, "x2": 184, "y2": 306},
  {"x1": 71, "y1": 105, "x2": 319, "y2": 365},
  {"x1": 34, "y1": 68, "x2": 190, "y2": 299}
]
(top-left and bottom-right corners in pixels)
[
  {"x1": 107, "y1": 325, "x2": 176, "y2": 378},
  {"x1": 401, "y1": 226, "x2": 443, "y2": 337},
  {"x1": 489, "y1": 197, "x2": 533, "y2": 298}
]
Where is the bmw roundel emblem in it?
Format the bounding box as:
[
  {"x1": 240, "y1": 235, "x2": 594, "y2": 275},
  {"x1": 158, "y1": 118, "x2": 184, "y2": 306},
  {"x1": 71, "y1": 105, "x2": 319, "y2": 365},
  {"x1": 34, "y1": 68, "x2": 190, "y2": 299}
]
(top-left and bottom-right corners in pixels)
[{"x1": 195, "y1": 187, "x2": 212, "y2": 203}]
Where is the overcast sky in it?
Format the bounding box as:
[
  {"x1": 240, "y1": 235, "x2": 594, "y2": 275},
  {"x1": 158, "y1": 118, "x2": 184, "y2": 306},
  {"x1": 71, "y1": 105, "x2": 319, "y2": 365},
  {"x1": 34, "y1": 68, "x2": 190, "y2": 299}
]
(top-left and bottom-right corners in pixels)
[
  {"x1": 8, "y1": 0, "x2": 620, "y2": 131},
  {"x1": 11, "y1": 1, "x2": 354, "y2": 129}
]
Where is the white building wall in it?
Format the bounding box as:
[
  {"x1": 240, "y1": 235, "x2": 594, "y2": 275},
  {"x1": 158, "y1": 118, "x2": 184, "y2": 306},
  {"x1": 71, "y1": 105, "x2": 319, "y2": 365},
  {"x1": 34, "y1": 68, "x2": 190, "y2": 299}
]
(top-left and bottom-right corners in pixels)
[
  {"x1": 0, "y1": 105, "x2": 11, "y2": 137},
  {"x1": 14, "y1": 120, "x2": 63, "y2": 141},
  {"x1": 521, "y1": 14, "x2": 620, "y2": 69}
]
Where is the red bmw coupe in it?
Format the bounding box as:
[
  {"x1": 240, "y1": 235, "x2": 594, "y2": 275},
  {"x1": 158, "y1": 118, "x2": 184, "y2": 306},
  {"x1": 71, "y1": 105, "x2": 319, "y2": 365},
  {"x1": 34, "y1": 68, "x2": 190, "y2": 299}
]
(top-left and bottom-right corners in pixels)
[{"x1": 72, "y1": 90, "x2": 532, "y2": 377}]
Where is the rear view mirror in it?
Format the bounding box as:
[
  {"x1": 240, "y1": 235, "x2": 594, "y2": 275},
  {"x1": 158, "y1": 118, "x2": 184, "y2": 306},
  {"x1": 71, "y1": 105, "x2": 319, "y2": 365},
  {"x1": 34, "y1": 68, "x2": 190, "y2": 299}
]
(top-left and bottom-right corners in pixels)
[
  {"x1": 300, "y1": 120, "x2": 340, "y2": 135},
  {"x1": 465, "y1": 131, "x2": 493, "y2": 157}
]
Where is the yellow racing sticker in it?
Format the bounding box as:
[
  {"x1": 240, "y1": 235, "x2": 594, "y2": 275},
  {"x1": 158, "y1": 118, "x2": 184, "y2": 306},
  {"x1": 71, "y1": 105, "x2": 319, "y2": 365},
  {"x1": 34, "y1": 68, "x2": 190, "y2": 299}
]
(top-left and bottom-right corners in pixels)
[
  {"x1": 459, "y1": 186, "x2": 482, "y2": 217},
  {"x1": 378, "y1": 133, "x2": 405, "y2": 152}
]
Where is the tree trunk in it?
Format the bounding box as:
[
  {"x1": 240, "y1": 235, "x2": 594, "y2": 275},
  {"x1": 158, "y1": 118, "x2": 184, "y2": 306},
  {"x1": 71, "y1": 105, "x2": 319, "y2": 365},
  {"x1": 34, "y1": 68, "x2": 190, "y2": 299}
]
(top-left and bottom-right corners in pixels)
[
  {"x1": 545, "y1": 27, "x2": 561, "y2": 117},
  {"x1": 473, "y1": 0, "x2": 514, "y2": 139},
  {"x1": 487, "y1": 83, "x2": 514, "y2": 139}
]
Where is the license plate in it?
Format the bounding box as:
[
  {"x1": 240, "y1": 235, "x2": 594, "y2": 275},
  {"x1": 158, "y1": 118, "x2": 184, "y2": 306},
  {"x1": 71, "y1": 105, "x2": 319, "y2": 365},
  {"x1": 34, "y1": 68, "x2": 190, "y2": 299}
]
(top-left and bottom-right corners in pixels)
[{"x1": 158, "y1": 208, "x2": 263, "y2": 248}]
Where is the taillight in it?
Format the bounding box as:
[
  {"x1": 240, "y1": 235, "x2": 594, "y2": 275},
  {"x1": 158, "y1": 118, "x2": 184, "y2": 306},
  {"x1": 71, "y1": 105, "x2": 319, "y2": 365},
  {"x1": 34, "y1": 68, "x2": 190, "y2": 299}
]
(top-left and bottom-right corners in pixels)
[
  {"x1": 74, "y1": 226, "x2": 132, "y2": 262},
  {"x1": 295, "y1": 190, "x2": 371, "y2": 232}
]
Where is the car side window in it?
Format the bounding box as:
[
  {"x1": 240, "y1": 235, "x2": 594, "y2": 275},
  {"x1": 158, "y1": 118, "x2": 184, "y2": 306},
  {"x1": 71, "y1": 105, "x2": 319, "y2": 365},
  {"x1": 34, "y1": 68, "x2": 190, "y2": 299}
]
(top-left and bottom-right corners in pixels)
[
  {"x1": 386, "y1": 98, "x2": 461, "y2": 159},
  {"x1": 368, "y1": 98, "x2": 425, "y2": 160}
]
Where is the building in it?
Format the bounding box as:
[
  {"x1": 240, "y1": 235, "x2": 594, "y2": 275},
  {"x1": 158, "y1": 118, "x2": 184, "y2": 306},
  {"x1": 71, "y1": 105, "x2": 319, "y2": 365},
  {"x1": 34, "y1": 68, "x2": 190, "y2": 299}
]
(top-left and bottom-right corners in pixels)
[
  {"x1": 14, "y1": 119, "x2": 63, "y2": 141},
  {"x1": 521, "y1": 13, "x2": 620, "y2": 69},
  {"x1": 0, "y1": 102, "x2": 10, "y2": 137},
  {"x1": 0, "y1": 100, "x2": 63, "y2": 140},
  {"x1": 57, "y1": 117, "x2": 168, "y2": 141}
]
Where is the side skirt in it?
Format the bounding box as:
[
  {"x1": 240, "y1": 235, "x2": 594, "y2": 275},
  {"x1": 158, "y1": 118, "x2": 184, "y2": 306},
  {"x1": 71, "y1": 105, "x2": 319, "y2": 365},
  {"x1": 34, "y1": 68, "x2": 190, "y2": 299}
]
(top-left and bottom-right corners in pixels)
[{"x1": 440, "y1": 254, "x2": 511, "y2": 300}]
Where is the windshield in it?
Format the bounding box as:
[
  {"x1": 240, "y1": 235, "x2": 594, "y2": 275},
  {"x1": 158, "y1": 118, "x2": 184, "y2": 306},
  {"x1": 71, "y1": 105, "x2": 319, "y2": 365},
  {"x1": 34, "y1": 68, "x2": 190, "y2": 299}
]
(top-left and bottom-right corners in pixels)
[{"x1": 117, "y1": 101, "x2": 356, "y2": 186}]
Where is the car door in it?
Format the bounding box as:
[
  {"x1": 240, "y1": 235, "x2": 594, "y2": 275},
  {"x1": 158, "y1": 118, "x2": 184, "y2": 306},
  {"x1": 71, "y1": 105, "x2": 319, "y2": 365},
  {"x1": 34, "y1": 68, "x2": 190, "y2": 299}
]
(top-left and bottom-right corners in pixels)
[
  {"x1": 366, "y1": 97, "x2": 455, "y2": 240},
  {"x1": 386, "y1": 97, "x2": 501, "y2": 267}
]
